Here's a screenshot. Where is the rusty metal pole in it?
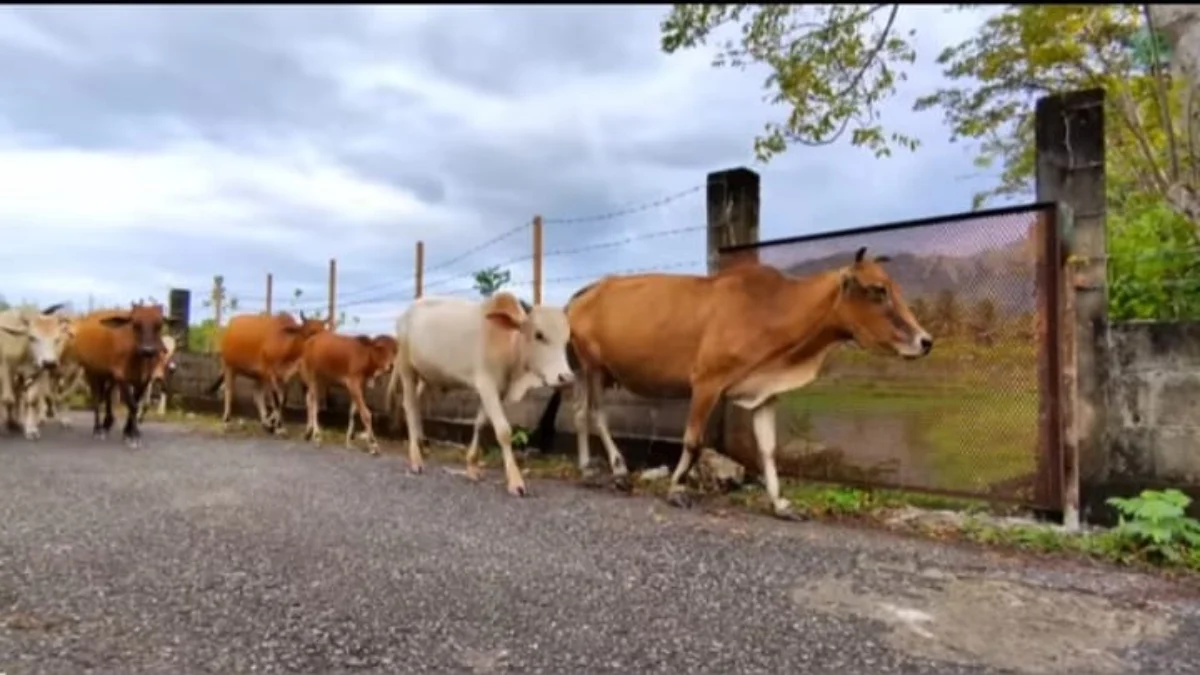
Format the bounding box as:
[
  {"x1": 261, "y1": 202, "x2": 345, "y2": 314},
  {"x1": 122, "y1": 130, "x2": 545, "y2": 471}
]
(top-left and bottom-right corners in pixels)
[
  {"x1": 532, "y1": 215, "x2": 544, "y2": 305},
  {"x1": 327, "y1": 258, "x2": 337, "y2": 328},
  {"x1": 415, "y1": 241, "x2": 425, "y2": 299}
]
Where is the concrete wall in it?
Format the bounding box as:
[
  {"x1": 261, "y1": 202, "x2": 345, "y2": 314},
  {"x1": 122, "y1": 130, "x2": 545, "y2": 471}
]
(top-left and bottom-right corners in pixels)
[
  {"x1": 1090, "y1": 321, "x2": 1200, "y2": 521},
  {"x1": 170, "y1": 352, "x2": 696, "y2": 471}
]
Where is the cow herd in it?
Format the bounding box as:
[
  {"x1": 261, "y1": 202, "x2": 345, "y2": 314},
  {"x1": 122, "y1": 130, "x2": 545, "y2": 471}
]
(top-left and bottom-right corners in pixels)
[
  {"x1": 0, "y1": 248, "x2": 934, "y2": 518},
  {"x1": 0, "y1": 303, "x2": 180, "y2": 447}
]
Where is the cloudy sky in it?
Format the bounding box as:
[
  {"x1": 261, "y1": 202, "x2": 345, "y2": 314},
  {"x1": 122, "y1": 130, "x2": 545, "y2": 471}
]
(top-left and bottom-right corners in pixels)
[{"x1": 0, "y1": 5, "x2": 1014, "y2": 335}]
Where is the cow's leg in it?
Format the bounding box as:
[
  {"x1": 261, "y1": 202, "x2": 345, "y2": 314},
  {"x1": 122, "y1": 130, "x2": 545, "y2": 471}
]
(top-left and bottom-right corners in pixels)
[
  {"x1": 251, "y1": 381, "x2": 273, "y2": 434},
  {"x1": 20, "y1": 372, "x2": 47, "y2": 440},
  {"x1": 156, "y1": 381, "x2": 169, "y2": 417},
  {"x1": 344, "y1": 377, "x2": 378, "y2": 455},
  {"x1": 586, "y1": 378, "x2": 632, "y2": 492},
  {"x1": 303, "y1": 381, "x2": 323, "y2": 445},
  {"x1": 475, "y1": 377, "x2": 525, "y2": 497},
  {"x1": 86, "y1": 373, "x2": 108, "y2": 439},
  {"x1": 463, "y1": 408, "x2": 488, "y2": 481},
  {"x1": 120, "y1": 379, "x2": 146, "y2": 448},
  {"x1": 0, "y1": 364, "x2": 19, "y2": 433},
  {"x1": 101, "y1": 378, "x2": 117, "y2": 436},
  {"x1": 220, "y1": 366, "x2": 236, "y2": 430},
  {"x1": 398, "y1": 367, "x2": 425, "y2": 474},
  {"x1": 751, "y1": 400, "x2": 798, "y2": 520},
  {"x1": 667, "y1": 384, "x2": 721, "y2": 509}
]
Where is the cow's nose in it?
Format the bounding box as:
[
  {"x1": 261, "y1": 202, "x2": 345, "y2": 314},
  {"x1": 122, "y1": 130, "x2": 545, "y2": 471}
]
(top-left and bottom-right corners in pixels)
[
  {"x1": 167, "y1": 361, "x2": 178, "y2": 373},
  {"x1": 137, "y1": 345, "x2": 159, "y2": 357},
  {"x1": 39, "y1": 359, "x2": 57, "y2": 371},
  {"x1": 919, "y1": 336, "x2": 934, "y2": 355},
  {"x1": 557, "y1": 372, "x2": 574, "y2": 385}
]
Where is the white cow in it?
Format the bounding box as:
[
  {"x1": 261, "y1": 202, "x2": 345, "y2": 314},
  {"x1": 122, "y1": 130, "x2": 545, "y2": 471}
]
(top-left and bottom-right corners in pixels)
[
  {"x1": 385, "y1": 293, "x2": 573, "y2": 497},
  {"x1": 0, "y1": 303, "x2": 72, "y2": 439},
  {"x1": 139, "y1": 333, "x2": 178, "y2": 421}
]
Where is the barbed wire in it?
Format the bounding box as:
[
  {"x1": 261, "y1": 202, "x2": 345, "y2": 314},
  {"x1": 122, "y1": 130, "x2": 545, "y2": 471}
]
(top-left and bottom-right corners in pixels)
[
  {"x1": 197, "y1": 180, "x2": 710, "y2": 318},
  {"x1": 541, "y1": 184, "x2": 704, "y2": 225}
]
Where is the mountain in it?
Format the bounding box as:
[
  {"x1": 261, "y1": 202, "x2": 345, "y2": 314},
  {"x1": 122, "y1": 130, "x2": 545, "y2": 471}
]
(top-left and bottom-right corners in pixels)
[{"x1": 779, "y1": 230, "x2": 1039, "y2": 316}]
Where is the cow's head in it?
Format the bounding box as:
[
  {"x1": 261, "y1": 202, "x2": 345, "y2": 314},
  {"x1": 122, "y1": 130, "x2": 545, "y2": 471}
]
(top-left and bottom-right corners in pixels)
[
  {"x1": 370, "y1": 334, "x2": 399, "y2": 374},
  {"x1": 282, "y1": 310, "x2": 329, "y2": 341},
  {"x1": 152, "y1": 334, "x2": 179, "y2": 383},
  {"x1": 484, "y1": 294, "x2": 574, "y2": 388},
  {"x1": 1, "y1": 302, "x2": 73, "y2": 371},
  {"x1": 835, "y1": 247, "x2": 932, "y2": 359},
  {"x1": 101, "y1": 302, "x2": 176, "y2": 358}
]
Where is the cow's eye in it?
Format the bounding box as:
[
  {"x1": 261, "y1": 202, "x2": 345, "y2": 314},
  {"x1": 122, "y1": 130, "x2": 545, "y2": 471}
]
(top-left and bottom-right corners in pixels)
[
  {"x1": 868, "y1": 285, "x2": 888, "y2": 303},
  {"x1": 534, "y1": 330, "x2": 546, "y2": 343}
]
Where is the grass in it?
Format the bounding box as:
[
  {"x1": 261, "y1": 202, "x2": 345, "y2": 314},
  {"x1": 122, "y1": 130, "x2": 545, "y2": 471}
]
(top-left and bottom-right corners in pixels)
[
  {"x1": 133, "y1": 406, "x2": 1200, "y2": 578},
  {"x1": 775, "y1": 335, "x2": 1042, "y2": 500}
]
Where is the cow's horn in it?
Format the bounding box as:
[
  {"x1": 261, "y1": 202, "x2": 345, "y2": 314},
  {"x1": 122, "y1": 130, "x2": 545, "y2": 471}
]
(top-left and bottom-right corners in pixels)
[
  {"x1": 854, "y1": 247, "x2": 867, "y2": 263},
  {"x1": 518, "y1": 299, "x2": 533, "y2": 314},
  {"x1": 299, "y1": 310, "x2": 307, "y2": 322},
  {"x1": 41, "y1": 302, "x2": 66, "y2": 316}
]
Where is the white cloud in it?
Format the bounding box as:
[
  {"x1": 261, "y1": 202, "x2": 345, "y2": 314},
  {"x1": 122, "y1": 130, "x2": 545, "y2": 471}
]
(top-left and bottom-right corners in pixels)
[{"x1": 0, "y1": 5, "x2": 1018, "y2": 335}]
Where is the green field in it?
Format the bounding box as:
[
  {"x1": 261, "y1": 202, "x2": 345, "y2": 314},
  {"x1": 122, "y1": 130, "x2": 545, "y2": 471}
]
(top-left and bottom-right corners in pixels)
[{"x1": 775, "y1": 337, "x2": 1041, "y2": 501}]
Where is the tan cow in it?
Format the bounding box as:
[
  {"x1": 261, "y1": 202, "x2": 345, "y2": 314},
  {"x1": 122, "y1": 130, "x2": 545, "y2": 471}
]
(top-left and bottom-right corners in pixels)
[
  {"x1": 534, "y1": 247, "x2": 933, "y2": 519},
  {"x1": 0, "y1": 303, "x2": 72, "y2": 439}
]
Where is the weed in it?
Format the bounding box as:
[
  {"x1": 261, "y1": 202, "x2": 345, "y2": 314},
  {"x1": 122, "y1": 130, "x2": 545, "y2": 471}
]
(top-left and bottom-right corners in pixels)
[{"x1": 1106, "y1": 489, "x2": 1200, "y2": 564}]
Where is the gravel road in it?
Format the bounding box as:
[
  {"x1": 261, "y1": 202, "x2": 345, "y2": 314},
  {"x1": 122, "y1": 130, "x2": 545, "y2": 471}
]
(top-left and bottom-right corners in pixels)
[{"x1": 2, "y1": 414, "x2": 1199, "y2": 674}]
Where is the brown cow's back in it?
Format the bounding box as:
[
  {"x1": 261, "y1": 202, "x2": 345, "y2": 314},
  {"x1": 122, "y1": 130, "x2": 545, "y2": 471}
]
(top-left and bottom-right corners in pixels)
[
  {"x1": 71, "y1": 310, "x2": 132, "y2": 378},
  {"x1": 219, "y1": 313, "x2": 298, "y2": 378},
  {"x1": 303, "y1": 333, "x2": 393, "y2": 381},
  {"x1": 569, "y1": 266, "x2": 809, "y2": 398}
]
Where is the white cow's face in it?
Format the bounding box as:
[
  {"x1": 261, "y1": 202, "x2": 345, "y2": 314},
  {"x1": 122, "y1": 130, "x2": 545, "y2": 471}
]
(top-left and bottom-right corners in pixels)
[
  {"x1": 523, "y1": 306, "x2": 574, "y2": 387},
  {"x1": 2, "y1": 314, "x2": 73, "y2": 370}
]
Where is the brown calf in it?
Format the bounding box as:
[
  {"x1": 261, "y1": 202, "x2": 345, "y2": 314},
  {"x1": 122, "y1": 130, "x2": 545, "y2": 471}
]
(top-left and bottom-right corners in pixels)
[
  {"x1": 70, "y1": 303, "x2": 176, "y2": 447},
  {"x1": 300, "y1": 333, "x2": 398, "y2": 454},
  {"x1": 534, "y1": 247, "x2": 933, "y2": 518},
  {"x1": 210, "y1": 311, "x2": 327, "y2": 433}
]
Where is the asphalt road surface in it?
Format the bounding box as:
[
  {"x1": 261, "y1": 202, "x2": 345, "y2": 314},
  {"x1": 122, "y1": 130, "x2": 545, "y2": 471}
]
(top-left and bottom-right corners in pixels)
[{"x1": 2, "y1": 415, "x2": 1199, "y2": 675}]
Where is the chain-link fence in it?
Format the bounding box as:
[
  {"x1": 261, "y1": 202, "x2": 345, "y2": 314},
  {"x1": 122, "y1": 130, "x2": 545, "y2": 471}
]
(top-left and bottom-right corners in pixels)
[{"x1": 721, "y1": 203, "x2": 1064, "y2": 508}]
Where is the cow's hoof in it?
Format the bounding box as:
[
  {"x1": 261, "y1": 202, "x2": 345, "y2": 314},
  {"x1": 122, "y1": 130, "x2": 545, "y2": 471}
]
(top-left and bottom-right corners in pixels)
[
  {"x1": 666, "y1": 489, "x2": 692, "y2": 509},
  {"x1": 612, "y1": 473, "x2": 633, "y2": 493},
  {"x1": 408, "y1": 463, "x2": 425, "y2": 475},
  {"x1": 508, "y1": 483, "x2": 527, "y2": 498},
  {"x1": 24, "y1": 429, "x2": 39, "y2": 441},
  {"x1": 773, "y1": 500, "x2": 805, "y2": 522},
  {"x1": 124, "y1": 437, "x2": 140, "y2": 450},
  {"x1": 465, "y1": 466, "x2": 483, "y2": 482},
  {"x1": 366, "y1": 443, "x2": 380, "y2": 456},
  {"x1": 93, "y1": 430, "x2": 107, "y2": 441},
  {"x1": 273, "y1": 427, "x2": 288, "y2": 438}
]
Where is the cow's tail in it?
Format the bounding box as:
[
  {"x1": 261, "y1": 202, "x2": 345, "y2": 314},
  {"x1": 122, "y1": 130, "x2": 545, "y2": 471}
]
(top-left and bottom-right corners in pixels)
[
  {"x1": 384, "y1": 330, "x2": 409, "y2": 424},
  {"x1": 206, "y1": 373, "x2": 225, "y2": 396}
]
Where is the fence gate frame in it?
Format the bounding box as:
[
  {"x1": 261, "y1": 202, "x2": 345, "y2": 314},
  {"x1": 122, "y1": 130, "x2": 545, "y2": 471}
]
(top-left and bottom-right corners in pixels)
[{"x1": 717, "y1": 201, "x2": 1071, "y2": 516}]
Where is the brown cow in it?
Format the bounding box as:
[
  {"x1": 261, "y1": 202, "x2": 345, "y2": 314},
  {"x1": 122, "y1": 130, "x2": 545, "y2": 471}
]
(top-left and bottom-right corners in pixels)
[
  {"x1": 208, "y1": 311, "x2": 327, "y2": 433},
  {"x1": 533, "y1": 247, "x2": 933, "y2": 519},
  {"x1": 71, "y1": 303, "x2": 176, "y2": 447},
  {"x1": 300, "y1": 333, "x2": 398, "y2": 454}
]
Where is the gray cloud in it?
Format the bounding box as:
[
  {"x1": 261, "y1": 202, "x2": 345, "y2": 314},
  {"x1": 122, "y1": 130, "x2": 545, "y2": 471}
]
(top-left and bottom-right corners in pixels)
[{"x1": 0, "y1": 5, "x2": 999, "y2": 334}]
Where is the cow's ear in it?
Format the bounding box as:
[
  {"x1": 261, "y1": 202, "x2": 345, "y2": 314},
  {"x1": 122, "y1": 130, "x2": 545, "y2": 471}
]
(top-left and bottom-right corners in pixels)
[
  {"x1": 354, "y1": 335, "x2": 373, "y2": 346},
  {"x1": 101, "y1": 315, "x2": 133, "y2": 329},
  {"x1": 485, "y1": 311, "x2": 523, "y2": 331},
  {"x1": 1, "y1": 325, "x2": 27, "y2": 337},
  {"x1": 483, "y1": 293, "x2": 527, "y2": 332},
  {"x1": 282, "y1": 326, "x2": 303, "y2": 335}
]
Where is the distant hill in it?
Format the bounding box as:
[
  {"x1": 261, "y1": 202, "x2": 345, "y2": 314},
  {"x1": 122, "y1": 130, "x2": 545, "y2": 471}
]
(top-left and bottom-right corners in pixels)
[{"x1": 781, "y1": 233, "x2": 1038, "y2": 316}]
